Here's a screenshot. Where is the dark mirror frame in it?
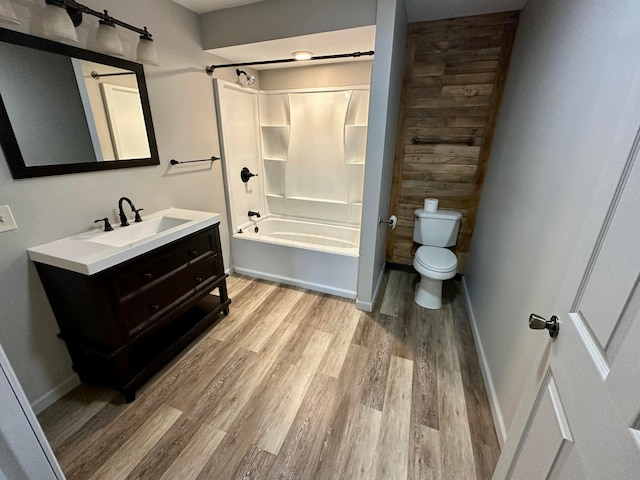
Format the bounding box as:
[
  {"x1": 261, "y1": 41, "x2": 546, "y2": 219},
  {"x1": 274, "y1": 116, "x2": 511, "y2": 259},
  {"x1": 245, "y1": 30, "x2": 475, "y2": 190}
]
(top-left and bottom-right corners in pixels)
[{"x1": 0, "y1": 27, "x2": 159, "y2": 179}]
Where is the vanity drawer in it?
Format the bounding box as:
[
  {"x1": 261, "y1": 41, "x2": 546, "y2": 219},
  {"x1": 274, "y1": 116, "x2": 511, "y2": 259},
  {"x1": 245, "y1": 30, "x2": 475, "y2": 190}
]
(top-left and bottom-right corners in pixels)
[
  {"x1": 119, "y1": 255, "x2": 221, "y2": 339},
  {"x1": 113, "y1": 229, "x2": 218, "y2": 299}
]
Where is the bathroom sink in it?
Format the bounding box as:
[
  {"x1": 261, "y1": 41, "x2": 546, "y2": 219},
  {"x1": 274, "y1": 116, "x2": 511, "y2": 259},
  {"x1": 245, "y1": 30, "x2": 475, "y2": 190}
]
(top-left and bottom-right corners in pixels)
[
  {"x1": 88, "y1": 215, "x2": 190, "y2": 247},
  {"x1": 28, "y1": 208, "x2": 221, "y2": 275}
]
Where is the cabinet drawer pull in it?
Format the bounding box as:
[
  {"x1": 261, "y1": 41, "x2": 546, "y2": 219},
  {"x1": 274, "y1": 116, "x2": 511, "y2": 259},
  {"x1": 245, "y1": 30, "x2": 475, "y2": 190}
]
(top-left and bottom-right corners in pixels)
[
  {"x1": 150, "y1": 304, "x2": 161, "y2": 311},
  {"x1": 188, "y1": 250, "x2": 199, "y2": 256},
  {"x1": 143, "y1": 272, "x2": 153, "y2": 279},
  {"x1": 194, "y1": 277, "x2": 203, "y2": 284}
]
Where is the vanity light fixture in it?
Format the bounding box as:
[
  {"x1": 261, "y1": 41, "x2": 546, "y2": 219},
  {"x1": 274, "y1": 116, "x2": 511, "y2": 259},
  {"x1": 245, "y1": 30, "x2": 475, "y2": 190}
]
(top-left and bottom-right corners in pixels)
[
  {"x1": 0, "y1": 0, "x2": 20, "y2": 25},
  {"x1": 136, "y1": 28, "x2": 159, "y2": 66},
  {"x1": 41, "y1": 0, "x2": 158, "y2": 64},
  {"x1": 96, "y1": 17, "x2": 124, "y2": 56},
  {"x1": 43, "y1": 0, "x2": 78, "y2": 42}
]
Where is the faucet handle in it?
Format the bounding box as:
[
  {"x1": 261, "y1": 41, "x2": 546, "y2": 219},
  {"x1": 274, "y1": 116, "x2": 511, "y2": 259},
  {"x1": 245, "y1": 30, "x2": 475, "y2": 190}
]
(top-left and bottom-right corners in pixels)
[
  {"x1": 134, "y1": 208, "x2": 144, "y2": 223},
  {"x1": 94, "y1": 218, "x2": 114, "y2": 232}
]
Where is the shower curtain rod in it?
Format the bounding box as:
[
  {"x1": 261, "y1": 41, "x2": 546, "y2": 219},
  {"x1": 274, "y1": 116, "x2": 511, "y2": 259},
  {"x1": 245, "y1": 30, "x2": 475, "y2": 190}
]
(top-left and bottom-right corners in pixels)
[{"x1": 206, "y1": 50, "x2": 374, "y2": 75}]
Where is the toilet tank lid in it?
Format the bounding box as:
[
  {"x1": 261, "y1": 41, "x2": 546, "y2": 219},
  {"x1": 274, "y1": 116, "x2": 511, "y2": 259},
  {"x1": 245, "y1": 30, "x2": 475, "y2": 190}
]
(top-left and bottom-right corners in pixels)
[{"x1": 414, "y1": 208, "x2": 462, "y2": 220}]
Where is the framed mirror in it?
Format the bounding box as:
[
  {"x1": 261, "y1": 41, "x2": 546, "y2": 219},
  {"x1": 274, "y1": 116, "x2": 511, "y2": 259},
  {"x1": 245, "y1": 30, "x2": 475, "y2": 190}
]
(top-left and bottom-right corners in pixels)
[{"x1": 0, "y1": 27, "x2": 159, "y2": 179}]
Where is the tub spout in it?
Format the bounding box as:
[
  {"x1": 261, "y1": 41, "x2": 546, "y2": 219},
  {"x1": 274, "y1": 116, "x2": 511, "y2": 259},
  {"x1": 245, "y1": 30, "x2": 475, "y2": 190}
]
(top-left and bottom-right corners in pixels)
[{"x1": 248, "y1": 210, "x2": 261, "y2": 218}]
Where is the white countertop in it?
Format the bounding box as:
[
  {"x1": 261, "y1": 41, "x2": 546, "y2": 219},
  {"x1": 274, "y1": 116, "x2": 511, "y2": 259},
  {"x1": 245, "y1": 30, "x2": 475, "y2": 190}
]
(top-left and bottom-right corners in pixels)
[{"x1": 28, "y1": 208, "x2": 221, "y2": 275}]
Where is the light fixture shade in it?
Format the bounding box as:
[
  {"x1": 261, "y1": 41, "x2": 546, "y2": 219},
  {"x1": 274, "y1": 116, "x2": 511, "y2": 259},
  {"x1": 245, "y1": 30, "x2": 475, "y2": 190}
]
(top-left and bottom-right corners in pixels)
[
  {"x1": 96, "y1": 21, "x2": 124, "y2": 56},
  {"x1": 136, "y1": 36, "x2": 159, "y2": 66},
  {"x1": 43, "y1": 3, "x2": 78, "y2": 43},
  {"x1": 0, "y1": 0, "x2": 20, "y2": 25}
]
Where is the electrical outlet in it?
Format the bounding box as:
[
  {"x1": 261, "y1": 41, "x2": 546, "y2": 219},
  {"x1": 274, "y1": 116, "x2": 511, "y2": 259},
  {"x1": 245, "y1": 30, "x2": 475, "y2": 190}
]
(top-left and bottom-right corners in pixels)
[{"x1": 0, "y1": 205, "x2": 17, "y2": 232}]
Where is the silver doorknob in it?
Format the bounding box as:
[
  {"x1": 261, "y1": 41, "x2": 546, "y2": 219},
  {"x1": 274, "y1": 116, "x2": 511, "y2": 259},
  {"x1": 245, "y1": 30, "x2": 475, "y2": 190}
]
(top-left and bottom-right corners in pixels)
[{"x1": 529, "y1": 314, "x2": 560, "y2": 338}]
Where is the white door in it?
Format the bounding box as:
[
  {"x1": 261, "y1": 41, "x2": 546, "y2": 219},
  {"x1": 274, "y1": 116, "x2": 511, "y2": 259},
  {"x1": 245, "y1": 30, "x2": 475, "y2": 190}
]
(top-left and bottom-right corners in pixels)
[
  {"x1": 492, "y1": 83, "x2": 640, "y2": 477},
  {"x1": 0, "y1": 344, "x2": 65, "y2": 479}
]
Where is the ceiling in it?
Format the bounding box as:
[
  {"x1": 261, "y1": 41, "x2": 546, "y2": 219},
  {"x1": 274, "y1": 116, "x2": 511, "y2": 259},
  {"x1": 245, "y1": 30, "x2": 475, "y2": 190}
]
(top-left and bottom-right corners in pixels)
[
  {"x1": 405, "y1": 0, "x2": 526, "y2": 22},
  {"x1": 173, "y1": 0, "x2": 526, "y2": 69},
  {"x1": 172, "y1": 0, "x2": 265, "y2": 14},
  {"x1": 173, "y1": 0, "x2": 526, "y2": 21}
]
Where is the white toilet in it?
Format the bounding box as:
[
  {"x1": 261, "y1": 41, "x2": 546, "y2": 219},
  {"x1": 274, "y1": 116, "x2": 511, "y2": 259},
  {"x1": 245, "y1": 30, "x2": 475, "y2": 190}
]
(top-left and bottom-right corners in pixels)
[{"x1": 413, "y1": 206, "x2": 462, "y2": 309}]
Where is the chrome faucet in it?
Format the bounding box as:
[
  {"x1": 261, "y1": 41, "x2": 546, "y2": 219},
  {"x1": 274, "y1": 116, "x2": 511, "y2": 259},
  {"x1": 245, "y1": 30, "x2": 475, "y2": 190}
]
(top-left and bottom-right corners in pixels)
[
  {"x1": 118, "y1": 197, "x2": 143, "y2": 227},
  {"x1": 248, "y1": 210, "x2": 261, "y2": 219}
]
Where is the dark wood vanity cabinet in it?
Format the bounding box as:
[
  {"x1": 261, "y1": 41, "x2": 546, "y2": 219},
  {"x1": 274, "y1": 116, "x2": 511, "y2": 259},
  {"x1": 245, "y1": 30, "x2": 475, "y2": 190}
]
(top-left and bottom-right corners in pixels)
[{"x1": 34, "y1": 223, "x2": 230, "y2": 401}]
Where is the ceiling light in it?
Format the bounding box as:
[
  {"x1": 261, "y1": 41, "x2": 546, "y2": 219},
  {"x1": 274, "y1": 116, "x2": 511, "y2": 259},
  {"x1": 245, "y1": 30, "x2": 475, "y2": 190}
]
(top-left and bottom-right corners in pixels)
[
  {"x1": 0, "y1": 0, "x2": 20, "y2": 25},
  {"x1": 292, "y1": 51, "x2": 313, "y2": 61}
]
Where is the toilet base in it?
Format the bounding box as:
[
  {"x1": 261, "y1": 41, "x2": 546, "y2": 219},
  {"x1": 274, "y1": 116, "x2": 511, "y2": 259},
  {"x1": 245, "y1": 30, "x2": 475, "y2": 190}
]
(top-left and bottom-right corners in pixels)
[{"x1": 414, "y1": 275, "x2": 443, "y2": 309}]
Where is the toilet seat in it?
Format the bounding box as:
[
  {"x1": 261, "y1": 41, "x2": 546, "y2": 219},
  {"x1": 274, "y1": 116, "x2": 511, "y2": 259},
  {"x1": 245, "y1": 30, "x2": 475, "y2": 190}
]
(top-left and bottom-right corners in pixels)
[{"x1": 414, "y1": 246, "x2": 457, "y2": 273}]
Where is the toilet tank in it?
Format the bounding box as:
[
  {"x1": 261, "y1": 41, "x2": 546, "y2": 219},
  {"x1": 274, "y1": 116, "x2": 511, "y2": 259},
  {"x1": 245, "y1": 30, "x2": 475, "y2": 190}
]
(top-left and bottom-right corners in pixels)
[{"x1": 413, "y1": 209, "x2": 462, "y2": 247}]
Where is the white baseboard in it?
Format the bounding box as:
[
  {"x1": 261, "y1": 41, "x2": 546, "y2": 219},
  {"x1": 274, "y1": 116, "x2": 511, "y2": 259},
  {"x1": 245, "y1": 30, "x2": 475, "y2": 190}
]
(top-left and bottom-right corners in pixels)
[
  {"x1": 461, "y1": 277, "x2": 507, "y2": 446},
  {"x1": 30, "y1": 373, "x2": 80, "y2": 415},
  {"x1": 225, "y1": 266, "x2": 235, "y2": 276},
  {"x1": 234, "y1": 267, "x2": 356, "y2": 300}
]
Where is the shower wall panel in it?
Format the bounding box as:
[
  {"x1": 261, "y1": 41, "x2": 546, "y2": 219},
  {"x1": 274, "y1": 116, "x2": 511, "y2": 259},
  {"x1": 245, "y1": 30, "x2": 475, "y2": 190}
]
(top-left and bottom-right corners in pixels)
[
  {"x1": 214, "y1": 81, "x2": 264, "y2": 233},
  {"x1": 259, "y1": 86, "x2": 369, "y2": 226},
  {"x1": 216, "y1": 80, "x2": 369, "y2": 231},
  {"x1": 286, "y1": 92, "x2": 349, "y2": 202}
]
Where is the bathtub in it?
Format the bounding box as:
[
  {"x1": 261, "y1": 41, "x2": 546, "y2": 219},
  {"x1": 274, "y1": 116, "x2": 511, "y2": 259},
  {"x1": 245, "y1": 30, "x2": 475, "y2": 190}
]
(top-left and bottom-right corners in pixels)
[{"x1": 231, "y1": 216, "x2": 360, "y2": 298}]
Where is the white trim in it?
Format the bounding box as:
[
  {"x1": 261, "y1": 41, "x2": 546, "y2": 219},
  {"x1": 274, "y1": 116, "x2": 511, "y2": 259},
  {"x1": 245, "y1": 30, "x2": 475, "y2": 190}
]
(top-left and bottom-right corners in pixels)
[
  {"x1": 0, "y1": 344, "x2": 66, "y2": 478},
  {"x1": 462, "y1": 277, "x2": 507, "y2": 446},
  {"x1": 30, "y1": 374, "x2": 79, "y2": 415},
  {"x1": 233, "y1": 267, "x2": 356, "y2": 299},
  {"x1": 260, "y1": 84, "x2": 370, "y2": 95},
  {"x1": 225, "y1": 266, "x2": 235, "y2": 276}
]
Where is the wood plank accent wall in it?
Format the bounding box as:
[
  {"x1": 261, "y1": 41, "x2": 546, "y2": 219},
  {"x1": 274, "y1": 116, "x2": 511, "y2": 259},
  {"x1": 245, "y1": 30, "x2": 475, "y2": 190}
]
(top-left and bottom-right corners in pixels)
[{"x1": 386, "y1": 11, "x2": 519, "y2": 271}]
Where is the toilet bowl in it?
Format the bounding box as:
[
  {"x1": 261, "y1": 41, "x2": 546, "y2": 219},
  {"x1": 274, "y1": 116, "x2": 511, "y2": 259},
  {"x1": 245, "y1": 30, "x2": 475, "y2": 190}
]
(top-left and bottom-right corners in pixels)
[{"x1": 413, "y1": 246, "x2": 457, "y2": 309}]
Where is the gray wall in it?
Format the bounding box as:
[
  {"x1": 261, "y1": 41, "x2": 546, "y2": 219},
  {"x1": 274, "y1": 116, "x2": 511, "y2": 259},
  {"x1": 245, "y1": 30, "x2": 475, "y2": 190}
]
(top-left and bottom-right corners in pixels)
[
  {"x1": 464, "y1": 0, "x2": 640, "y2": 440},
  {"x1": 0, "y1": 0, "x2": 240, "y2": 411},
  {"x1": 200, "y1": 0, "x2": 377, "y2": 49},
  {"x1": 356, "y1": 0, "x2": 407, "y2": 310}
]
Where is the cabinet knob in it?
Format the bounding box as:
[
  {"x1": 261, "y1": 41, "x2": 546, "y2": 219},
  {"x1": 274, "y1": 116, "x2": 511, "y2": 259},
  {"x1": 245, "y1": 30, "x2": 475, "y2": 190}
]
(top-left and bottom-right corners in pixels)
[
  {"x1": 188, "y1": 250, "x2": 198, "y2": 256},
  {"x1": 150, "y1": 304, "x2": 161, "y2": 311},
  {"x1": 143, "y1": 272, "x2": 153, "y2": 279}
]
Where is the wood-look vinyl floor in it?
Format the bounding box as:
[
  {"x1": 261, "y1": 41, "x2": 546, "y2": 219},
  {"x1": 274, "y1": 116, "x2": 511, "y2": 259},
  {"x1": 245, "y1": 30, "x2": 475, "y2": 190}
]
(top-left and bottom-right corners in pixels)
[{"x1": 38, "y1": 270, "x2": 500, "y2": 480}]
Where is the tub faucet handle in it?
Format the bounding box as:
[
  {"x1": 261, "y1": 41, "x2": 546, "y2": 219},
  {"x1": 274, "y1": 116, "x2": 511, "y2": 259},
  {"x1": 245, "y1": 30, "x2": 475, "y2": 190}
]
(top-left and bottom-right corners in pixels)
[
  {"x1": 248, "y1": 210, "x2": 261, "y2": 218},
  {"x1": 241, "y1": 167, "x2": 259, "y2": 183}
]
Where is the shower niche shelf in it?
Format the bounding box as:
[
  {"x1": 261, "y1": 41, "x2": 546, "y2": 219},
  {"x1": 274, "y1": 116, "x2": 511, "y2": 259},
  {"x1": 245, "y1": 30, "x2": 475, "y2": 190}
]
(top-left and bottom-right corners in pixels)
[{"x1": 261, "y1": 125, "x2": 289, "y2": 160}]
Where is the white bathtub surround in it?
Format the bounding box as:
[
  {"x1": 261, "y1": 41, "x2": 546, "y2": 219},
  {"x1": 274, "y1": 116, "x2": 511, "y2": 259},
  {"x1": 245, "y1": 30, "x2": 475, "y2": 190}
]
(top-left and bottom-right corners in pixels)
[
  {"x1": 232, "y1": 216, "x2": 359, "y2": 298},
  {"x1": 215, "y1": 80, "x2": 370, "y2": 298},
  {"x1": 260, "y1": 87, "x2": 368, "y2": 226},
  {"x1": 215, "y1": 80, "x2": 369, "y2": 232}
]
